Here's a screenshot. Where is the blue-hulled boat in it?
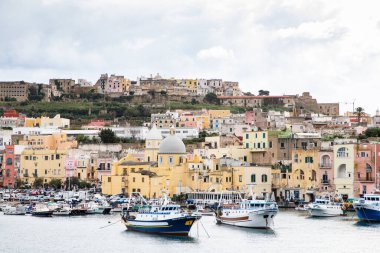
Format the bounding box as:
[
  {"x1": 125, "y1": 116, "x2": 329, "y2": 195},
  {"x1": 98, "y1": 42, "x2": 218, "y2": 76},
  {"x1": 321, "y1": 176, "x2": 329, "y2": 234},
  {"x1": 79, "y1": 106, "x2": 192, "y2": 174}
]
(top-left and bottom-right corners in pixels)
[
  {"x1": 122, "y1": 195, "x2": 198, "y2": 236},
  {"x1": 353, "y1": 194, "x2": 380, "y2": 221}
]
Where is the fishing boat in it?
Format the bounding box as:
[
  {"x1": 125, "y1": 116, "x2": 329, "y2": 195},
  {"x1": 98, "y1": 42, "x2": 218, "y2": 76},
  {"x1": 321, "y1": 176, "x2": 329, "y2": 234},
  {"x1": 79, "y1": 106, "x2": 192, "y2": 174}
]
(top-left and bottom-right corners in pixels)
[
  {"x1": 3, "y1": 205, "x2": 26, "y2": 215},
  {"x1": 122, "y1": 194, "x2": 198, "y2": 236},
  {"x1": 353, "y1": 194, "x2": 380, "y2": 221},
  {"x1": 32, "y1": 203, "x2": 53, "y2": 217},
  {"x1": 216, "y1": 198, "x2": 278, "y2": 229},
  {"x1": 307, "y1": 199, "x2": 344, "y2": 217}
]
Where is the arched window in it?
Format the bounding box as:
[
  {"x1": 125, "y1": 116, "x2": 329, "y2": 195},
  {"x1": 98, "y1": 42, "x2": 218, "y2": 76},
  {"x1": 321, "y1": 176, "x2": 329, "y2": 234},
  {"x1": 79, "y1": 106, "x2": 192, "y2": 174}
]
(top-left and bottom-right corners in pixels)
[
  {"x1": 261, "y1": 174, "x2": 268, "y2": 183},
  {"x1": 251, "y1": 174, "x2": 256, "y2": 183},
  {"x1": 337, "y1": 147, "x2": 348, "y2": 157},
  {"x1": 300, "y1": 170, "x2": 305, "y2": 180}
]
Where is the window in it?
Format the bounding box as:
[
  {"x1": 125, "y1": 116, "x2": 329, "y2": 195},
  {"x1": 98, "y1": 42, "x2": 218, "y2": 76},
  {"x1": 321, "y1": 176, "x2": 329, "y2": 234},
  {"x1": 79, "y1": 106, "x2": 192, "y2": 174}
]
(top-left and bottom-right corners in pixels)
[
  {"x1": 169, "y1": 156, "x2": 173, "y2": 165},
  {"x1": 133, "y1": 177, "x2": 136, "y2": 182},
  {"x1": 251, "y1": 174, "x2": 256, "y2": 183},
  {"x1": 142, "y1": 178, "x2": 145, "y2": 183},
  {"x1": 258, "y1": 143, "x2": 261, "y2": 149},
  {"x1": 263, "y1": 143, "x2": 266, "y2": 148},
  {"x1": 280, "y1": 142, "x2": 285, "y2": 149},
  {"x1": 262, "y1": 174, "x2": 268, "y2": 183},
  {"x1": 243, "y1": 156, "x2": 247, "y2": 162},
  {"x1": 239, "y1": 175, "x2": 242, "y2": 182},
  {"x1": 294, "y1": 154, "x2": 299, "y2": 163},
  {"x1": 2, "y1": 153, "x2": 12, "y2": 165},
  {"x1": 269, "y1": 141, "x2": 272, "y2": 148},
  {"x1": 246, "y1": 143, "x2": 249, "y2": 148},
  {"x1": 159, "y1": 156, "x2": 163, "y2": 164},
  {"x1": 337, "y1": 147, "x2": 348, "y2": 157},
  {"x1": 45, "y1": 156, "x2": 48, "y2": 160},
  {"x1": 246, "y1": 134, "x2": 249, "y2": 139},
  {"x1": 56, "y1": 154, "x2": 60, "y2": 159},
  {"x1": 263, "y1": 133, "x2": 266, "y2": 138},
  {"x1": 305, "y1": 157, "x2": 313, "y2": 163}
]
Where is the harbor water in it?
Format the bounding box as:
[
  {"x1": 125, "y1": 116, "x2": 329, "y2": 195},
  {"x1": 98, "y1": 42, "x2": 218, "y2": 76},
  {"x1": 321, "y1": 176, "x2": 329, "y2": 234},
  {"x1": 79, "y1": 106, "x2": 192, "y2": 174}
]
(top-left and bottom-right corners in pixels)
[{"x1": 1, "y1": 210, "x2": 379, "y2": 253}]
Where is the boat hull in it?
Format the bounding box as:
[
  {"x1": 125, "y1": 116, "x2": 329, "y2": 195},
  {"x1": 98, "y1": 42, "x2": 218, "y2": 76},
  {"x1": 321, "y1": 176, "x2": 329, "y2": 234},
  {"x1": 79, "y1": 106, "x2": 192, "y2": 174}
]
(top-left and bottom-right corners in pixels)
[
  {"x1": 217, "y1": 209, "x2": 277, "y2": 228},
  {"x1": 125, "y1": 216, "x2": 197, "y2": 236},
  {"x1": 354, "y1": 206, "x2": 380, "y2": 221},
  {"x1": 308, "y1": 208, "x2": 342, "y2": 217},
  {"x1": 32, "y1": 211, "x2": 53, "y2": 217}
]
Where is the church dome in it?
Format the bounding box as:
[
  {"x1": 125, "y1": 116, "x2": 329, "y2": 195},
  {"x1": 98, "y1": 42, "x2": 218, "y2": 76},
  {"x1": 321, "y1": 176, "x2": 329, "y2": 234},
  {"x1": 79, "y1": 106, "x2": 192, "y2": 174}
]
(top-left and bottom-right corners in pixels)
[
  {"x1": 158, "y1": 129, "x2": 186, "y2": 154},
  {"x1": 146, "y1": 125, "x2": 162, "y2": 140}
]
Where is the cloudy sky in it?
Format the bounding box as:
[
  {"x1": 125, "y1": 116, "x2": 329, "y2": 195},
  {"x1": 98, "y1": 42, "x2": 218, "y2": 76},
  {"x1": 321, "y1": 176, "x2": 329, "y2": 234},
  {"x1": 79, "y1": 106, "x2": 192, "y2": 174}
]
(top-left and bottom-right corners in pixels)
[{"x1": 1, "y1": 0, "x2": 380, "y2": 114}]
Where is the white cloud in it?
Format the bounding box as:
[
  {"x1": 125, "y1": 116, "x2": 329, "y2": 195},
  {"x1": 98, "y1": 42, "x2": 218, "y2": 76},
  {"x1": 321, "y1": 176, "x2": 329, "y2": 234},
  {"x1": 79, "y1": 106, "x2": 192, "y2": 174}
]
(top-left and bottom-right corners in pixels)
[
  {"x1": 1, "y1": 0, "x2": 380, "y2": 114},
  {"x1": 197, "y1": 46, "x2": 234, "y2": 60}
]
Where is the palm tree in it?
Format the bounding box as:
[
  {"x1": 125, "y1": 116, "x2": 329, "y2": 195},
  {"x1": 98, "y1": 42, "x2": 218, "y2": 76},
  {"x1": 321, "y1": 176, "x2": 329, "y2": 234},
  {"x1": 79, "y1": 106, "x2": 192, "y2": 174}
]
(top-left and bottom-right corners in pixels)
[{"x1": 355, "y1": 107, "x2": 364, "y2": 125}]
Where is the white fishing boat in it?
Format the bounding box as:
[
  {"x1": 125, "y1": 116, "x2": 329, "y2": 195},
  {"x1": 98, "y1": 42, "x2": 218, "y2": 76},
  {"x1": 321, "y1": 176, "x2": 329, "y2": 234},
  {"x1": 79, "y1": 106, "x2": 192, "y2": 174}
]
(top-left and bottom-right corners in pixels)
[
  {"x1": 307, "y1": 199, "x2": 343, "y2": 217},
  {"x1": 215, "y1": 192, "x2": 278, "y2": 229}
]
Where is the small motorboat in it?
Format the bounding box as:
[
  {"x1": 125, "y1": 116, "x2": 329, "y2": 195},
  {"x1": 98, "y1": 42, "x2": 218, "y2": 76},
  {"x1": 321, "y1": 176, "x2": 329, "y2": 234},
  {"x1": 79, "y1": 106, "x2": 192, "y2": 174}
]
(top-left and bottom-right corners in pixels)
[
  {"x1": 308, "y1": 199, "x2": 343, "y2": 217},
  {"x1": 32, "y1": 204, "x2": 54, "y2": 217},
  {"x1": 52, "y1": 205, "x2": 72, "y2": 216},
  {"x1": 3, "y1": 205, "x2": 26, "y2": 215}
]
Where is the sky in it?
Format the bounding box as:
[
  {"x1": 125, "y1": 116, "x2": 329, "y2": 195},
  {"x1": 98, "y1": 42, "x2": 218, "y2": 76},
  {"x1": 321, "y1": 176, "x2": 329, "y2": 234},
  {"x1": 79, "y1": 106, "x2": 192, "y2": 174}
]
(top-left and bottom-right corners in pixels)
[{"x1": 1, "y1": 0, "x2": 380, "y2": 114}]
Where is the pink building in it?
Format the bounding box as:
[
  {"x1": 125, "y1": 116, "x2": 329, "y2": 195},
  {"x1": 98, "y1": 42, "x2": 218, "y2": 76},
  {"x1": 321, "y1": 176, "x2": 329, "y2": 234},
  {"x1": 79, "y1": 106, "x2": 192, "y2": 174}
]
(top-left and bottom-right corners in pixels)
[
  {"x1": 354, "y1": 144, "x2": 377, "y2": 197},
  {"x1": 245, "y1": 109, "x2": 267, "y2": 130},
  {"x1": 318, "y1": 150, "x2": 335, "y2": 193},
  {"x1": 3, "y1": 145, "x2": 16, "y2": 188}
]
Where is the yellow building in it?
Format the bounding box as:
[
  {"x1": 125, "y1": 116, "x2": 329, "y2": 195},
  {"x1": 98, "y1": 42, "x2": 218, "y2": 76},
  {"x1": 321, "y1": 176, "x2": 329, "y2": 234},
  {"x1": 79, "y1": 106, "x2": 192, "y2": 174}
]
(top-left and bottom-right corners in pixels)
[
  {"x1": 19, "y1": 132, "x2": 77, "y2": 150},
  {"x1": 208, "y1": 110, "x2": 231, "y2": 119},
  {"x1": 102, "y1": 128, "x2": 274, "y2": 198},
  {"x1": 185, "y1": 79, "x2": 197, "y2": 95},
  {"x1": 290, "y1": 148, "x2": 319, "y2": 201},
  {"x1": 243, "y1": 130, "x2": 269, "y2": 151},
  {"x1": 20, "y1": 149, "x2": 67, "y2": 186}
]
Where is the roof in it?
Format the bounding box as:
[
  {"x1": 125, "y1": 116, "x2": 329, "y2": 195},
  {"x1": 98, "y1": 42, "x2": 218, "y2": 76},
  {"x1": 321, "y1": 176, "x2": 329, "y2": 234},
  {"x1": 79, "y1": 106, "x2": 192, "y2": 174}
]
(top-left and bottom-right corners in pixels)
[
  {"x1": 218, "y1": 95, "x2": 294, "y2": 99},
  {"x1": 158, "y1": 129, "x2": 186, "y2": 154}
]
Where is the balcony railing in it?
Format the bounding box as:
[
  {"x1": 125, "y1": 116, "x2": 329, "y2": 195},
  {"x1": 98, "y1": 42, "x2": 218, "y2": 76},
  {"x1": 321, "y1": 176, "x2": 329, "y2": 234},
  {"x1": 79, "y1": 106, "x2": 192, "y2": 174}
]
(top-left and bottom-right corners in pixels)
[
  {"x1": 319, "y1": 162, "x2": 332, "y2": 168},
  {"x1": 321, "y1": 179, "x2": 330, "y2": 185},
  {"x1": 357, "y1": 177, "x2": 374, "y2": 182}
]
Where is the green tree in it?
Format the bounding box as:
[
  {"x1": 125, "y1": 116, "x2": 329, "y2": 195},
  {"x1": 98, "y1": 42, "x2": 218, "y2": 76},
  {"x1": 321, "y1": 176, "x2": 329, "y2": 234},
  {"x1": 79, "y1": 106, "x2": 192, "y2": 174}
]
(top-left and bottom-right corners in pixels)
[
  {"x1": 258, "y1": 90, "x2": 270, "y2": 96},
  {"x1": 99, "y1": 128, "x2": 118, "y2": 143},
  {"x1": 355, "y1": 107, "x2": 365, "y2": 125},
  {"x1": 49, "y1": 179, "x2": 63, "y2": 189},
  {"x1": 204, "y1": 93, "x2": 220, "y2": 105},
  {"x1": 33, "y1": 178, "x2": 44, "y2": 188}
]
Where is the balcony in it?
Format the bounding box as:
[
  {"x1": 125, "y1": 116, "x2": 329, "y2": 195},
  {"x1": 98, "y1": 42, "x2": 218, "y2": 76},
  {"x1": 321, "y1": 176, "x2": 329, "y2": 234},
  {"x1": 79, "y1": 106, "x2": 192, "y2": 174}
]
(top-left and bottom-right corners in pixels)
[
  {"x1": 357, "y1": 177, "x2": 374, "y2": 182},
  {"x1": 321, "y1": 179, "x2": 330, "y2": 185},
  {"x1": 319, "y1": 162, "x2": 332, "y2": 168},
  {"x1": 23, "y1": 173, "x2": 29, "y2": 177}
]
